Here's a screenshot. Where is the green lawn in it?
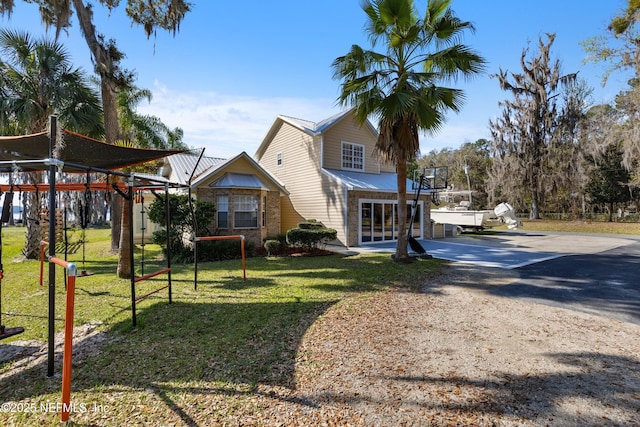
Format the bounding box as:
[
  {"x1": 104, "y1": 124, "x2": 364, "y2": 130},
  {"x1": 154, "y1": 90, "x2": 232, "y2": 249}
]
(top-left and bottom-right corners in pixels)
[
  {"x1": 0, "y1": 226, "x2": 444, "y2": 426},
  {"x1": 1, "y1": 220, "x2": 637, "y2": 425},
  {"x1": 520, "y1": 218, "x2": 640, "y2": 234}
]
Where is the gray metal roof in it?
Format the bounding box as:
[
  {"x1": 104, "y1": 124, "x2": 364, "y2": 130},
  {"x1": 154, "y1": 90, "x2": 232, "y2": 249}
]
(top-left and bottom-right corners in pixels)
[
  {"x1": 209, "y1": 173, "x2": 269, "y2": 189},
  {"x1": 323, "y1": 168, "x2": 415, "y2": 193},
  {"x1": 255, "y1": 109, "x2": 378, "y2": 159},
  {"x1": 164, "y1": 152, "x2": 226, "y2": 185},
  {"x1": 279, "y1": 109, "x2": 354, "y2": 135}
]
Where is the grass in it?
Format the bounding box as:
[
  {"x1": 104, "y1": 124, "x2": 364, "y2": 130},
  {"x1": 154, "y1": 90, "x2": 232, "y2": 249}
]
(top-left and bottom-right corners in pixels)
[
  {"x1": 0, "y1": 226, "x2": 444, "y2": 426},
  {"x1": 0, "y1": 219, "x2": 636, "y2": 425},
  {"x1": 520, "y1": 218, "x2": 640, "y2": 235}
]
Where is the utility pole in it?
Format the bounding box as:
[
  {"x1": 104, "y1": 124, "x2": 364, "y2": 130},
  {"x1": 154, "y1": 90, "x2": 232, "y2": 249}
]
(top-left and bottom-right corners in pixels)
[{"x1": 464, "y1": 163, "x2": 473, "y2": 209}]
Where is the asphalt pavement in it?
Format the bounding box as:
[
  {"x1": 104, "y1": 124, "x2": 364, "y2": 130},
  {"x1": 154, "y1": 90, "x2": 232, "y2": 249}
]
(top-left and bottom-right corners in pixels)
[{"x1": 355, "y1": 231, "x2": 640, "y2": 325}]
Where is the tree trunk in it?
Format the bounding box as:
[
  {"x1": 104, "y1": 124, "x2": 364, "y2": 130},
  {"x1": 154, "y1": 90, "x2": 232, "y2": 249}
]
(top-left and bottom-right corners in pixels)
[
  {"x1": 395, "y1": 160, "x2": 410, "y2": 261},
  {"x1": 73, "y1": 0, "x2": 130, "y2": 275},
  {"x1": 117, "y1": 193, "x2": 131, "y2": 278},
  {"x1": 529, "y1": 195, "x2": 540, "y2": 220},
  {"x1": 110, "y1": 193, "x2": 121, "y2": 251},
  {"x1": 22, "y1": 172, "x2": 43, "y2": 259},
  {"x1": 608, "y1": 202, "x2": 614, "y2": 222}
]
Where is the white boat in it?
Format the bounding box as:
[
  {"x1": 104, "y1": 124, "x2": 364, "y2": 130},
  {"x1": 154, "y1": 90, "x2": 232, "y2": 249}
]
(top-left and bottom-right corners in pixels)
[{"x1": 430, "y1": 201, "x2": 521, "y2": 233}]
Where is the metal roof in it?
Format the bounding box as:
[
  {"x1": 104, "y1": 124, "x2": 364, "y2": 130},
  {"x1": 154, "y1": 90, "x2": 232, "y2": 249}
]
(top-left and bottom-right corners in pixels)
[
  {"x1": 323, "y1": 168, "x2": 417, "y2": 193},
  {"x1": 164, "y1": 152, "x2": 226, "y2": 185},
  {"x1": 209, "y1": 173, "x2": 269, "y2": 189},
  {"x1": 278, "y1": 109, "x2": 376, "y2": 136}
]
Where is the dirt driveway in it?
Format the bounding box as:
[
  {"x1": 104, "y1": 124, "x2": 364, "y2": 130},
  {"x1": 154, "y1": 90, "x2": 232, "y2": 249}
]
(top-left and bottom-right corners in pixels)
[
  {"x1": 271, "y1": 263, "x2": 640, "y2": 426},
  {"x1": 274, "y1": 233, "x2": 640, "y2": 426}
]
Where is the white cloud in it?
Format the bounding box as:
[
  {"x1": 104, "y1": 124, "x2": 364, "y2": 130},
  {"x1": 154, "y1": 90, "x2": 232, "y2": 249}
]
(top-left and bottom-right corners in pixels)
[
  {"x1": 137, "y1": 81, "x2": 341, "y2": 158},
  {"x1": 420, "y1": 120, "x2": 491, "y2": 154},
  {"x1": 137, "y1": 80, "x2": 494, "y2": 159}
]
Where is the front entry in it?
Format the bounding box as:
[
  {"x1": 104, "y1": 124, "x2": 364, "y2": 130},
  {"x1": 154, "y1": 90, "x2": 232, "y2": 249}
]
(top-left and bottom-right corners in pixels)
[{"x1": 359, "y1": 200, "x2": 422, "y2": 245}]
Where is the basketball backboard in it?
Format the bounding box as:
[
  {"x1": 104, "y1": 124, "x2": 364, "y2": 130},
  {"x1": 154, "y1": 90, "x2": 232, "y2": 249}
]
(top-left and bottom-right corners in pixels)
[{"x1": 412, "y1": 166, "x2": 448, "y2": 191}]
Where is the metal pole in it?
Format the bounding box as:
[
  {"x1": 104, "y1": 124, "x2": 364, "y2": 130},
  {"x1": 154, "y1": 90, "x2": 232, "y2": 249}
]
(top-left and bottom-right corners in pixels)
[
  {"x1": 464, "y1": 164, "x2": 473, "y2": 209},
  {"x1": 191, "y1": 185, "x2": 198, "y2": 291},
  {"x1": 188, "y1": 149, "x2": 205, "y2": 292},
  {"x1": 128, "y1": 181, "x2": 136, "y2": 327},
  {"x1": 47, "y1": 115, "x2": 57, "y2": 377},
  {"x1": 164, "y1": 184, "x2": 172, "y2": 304}
]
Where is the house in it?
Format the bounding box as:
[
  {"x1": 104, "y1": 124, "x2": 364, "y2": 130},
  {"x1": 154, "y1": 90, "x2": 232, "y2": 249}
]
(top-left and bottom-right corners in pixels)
[
  {"x1": 254, "y1": 109, "x2": 432, "y2": 247},
  {"x1": 160, "y1": 151, "x2": 288, "y2": 247}
]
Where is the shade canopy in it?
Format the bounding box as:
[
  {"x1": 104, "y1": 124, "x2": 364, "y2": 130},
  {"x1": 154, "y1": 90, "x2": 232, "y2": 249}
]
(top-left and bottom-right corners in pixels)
[{"x1": 0, "y1": 129, "x2": 184, "y2": 173}]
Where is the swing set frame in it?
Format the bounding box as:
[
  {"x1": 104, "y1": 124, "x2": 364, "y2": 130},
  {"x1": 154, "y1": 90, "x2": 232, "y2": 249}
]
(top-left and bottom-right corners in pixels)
[
  {"x1": 0, "y1": 116, "x2": 254, "y2": 422},
  {"x1": 0, "y1": 116, "x2": 187, "y2": 422}
]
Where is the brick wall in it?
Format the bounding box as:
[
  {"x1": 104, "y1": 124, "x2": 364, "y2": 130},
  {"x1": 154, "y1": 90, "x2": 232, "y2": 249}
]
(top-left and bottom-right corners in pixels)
[{"x1": 196, "y1": 188, "x2": 280, "y2": 249}]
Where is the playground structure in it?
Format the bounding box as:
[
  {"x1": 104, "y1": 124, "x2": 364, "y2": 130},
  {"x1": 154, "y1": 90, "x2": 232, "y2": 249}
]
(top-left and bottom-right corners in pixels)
[
  {"x1": 0, "y1": 117, "x2": 251, "y2": 422},
  {"x1": 0, "y1": 116, "x2": 188, "y2": 422},
  {"x1": 193, "y1": 235, "x2": 247, "y2": 290},
  {"x1": 186, "y1": 149, "x2": 247, "y2": 290}
]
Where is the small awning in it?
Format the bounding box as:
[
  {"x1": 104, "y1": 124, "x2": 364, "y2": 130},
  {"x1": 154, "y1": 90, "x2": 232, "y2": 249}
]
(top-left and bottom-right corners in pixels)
[
  {"x1": 0, "y1": 129, "x2": 184, "y2": 173},
  {"x1": 209, "y1": 173, "x2": 269, "y2": 189}
]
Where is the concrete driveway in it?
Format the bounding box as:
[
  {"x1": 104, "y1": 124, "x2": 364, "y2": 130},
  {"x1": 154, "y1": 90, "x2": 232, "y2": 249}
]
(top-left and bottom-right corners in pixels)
[{"x1": 358, "y1": 231, "x2": 640, "y2": 324}]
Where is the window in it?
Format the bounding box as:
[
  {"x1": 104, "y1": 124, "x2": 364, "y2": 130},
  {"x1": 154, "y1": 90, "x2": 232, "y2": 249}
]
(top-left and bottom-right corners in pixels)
[
  {"x1": 276, "y1": 152, "x2": 283, "y2": 166},
  {"x1": 217, "y1": 195, "x2": 229, "y2": 229},
  {"x1": 262, "y1": 196, "x2": 267, "y2": 227},
  {"x1": 234, "y1": 195, "x2": 258, "y2": 228},
  {"x1": 342, "y1": 142, "x2": 364, "y2": 171}
]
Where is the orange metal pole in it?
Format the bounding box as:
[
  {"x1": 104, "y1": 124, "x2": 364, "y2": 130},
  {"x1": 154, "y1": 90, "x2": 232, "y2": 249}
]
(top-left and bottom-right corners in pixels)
[
  {"x1": 49, "y1": 257, "x2": 77, "y2": 423},
  {"x1": 241, "y1": 237, "x2": 246, "y2": 281},
  {"x1": 133, "y1": 267, "x2": 171, "y2": 283},
  {"x1": 195, "y1": 235, "x2": 246, "y2": 281}
]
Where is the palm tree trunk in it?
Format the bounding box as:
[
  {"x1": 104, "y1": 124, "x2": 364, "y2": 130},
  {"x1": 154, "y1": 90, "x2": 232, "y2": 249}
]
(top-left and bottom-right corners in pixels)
[{"x1": 395, "y1": 160, "x2": 410, "y2": 261}]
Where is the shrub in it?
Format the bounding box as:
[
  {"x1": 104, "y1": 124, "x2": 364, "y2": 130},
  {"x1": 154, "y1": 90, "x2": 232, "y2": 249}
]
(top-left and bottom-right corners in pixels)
[
  {"x1": 197, "y1": 239, "x2": 255, "y2": 262},
  {"x1": 263, "y1": 233, "x2": 288, "y2": 256},
  {"x1": 286, "y1": 220, "x2": 337, "y2": 251},
  {"x1": 264, "y1": 239, "x2": 282, "y2": 256},
  {"x1": 149, "y1": 194, "x2": 217, "y2": 263}
]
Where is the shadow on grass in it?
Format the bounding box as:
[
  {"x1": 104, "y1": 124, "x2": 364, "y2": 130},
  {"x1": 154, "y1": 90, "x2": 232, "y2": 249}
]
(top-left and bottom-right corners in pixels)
[
  {"x1": 0, "y1": 252, "x2": 444, "y2": 424},
  {"x1": 0, "y1": 298, "x2": 336, "y2": 420}
]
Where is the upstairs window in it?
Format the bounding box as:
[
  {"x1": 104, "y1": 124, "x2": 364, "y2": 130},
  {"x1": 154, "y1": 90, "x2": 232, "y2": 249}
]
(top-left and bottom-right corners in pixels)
[
  {"x1": 276, "y1": 152, "x2": 283, "y2": 166},
  {"x1": 342, "y1": 142, "x2": 364, "y2": 171}
]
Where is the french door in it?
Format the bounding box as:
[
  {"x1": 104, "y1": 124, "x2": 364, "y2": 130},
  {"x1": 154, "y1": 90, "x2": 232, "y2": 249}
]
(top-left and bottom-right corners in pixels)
[{"x1": 360, "y1": 200, "x2": 422, "y2": 245}]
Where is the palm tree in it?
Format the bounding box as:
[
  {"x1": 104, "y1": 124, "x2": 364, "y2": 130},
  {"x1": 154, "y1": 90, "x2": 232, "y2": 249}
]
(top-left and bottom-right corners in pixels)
[
  {"x1": 332, "y1": 0, "x2": 485, "y2": 261},
  {"x1": 0, "y1": 29, "x2": 103, "y2": 258},
  {"x1": 1, "y1": 0, "x2": 191, "y2": 275},
  {"x1": 117, "y1": 86, "x2": 187, "y2": 151}
]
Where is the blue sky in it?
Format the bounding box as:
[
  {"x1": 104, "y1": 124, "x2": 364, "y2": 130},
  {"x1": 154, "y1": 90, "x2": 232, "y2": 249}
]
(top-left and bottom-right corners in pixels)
[{"x1": 0, "y1": 0, "x2": 630, "y2": 158}]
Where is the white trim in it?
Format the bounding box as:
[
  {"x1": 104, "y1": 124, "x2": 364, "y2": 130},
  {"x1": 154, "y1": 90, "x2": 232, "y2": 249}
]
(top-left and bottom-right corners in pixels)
[{"x1": 341, "y1": 141, "x2": 365, "y2": 172}]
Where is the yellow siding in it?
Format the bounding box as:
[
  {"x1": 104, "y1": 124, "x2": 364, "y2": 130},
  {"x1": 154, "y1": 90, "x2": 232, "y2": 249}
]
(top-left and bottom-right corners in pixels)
[
  {"x1": 323, "y1": 116, "x2": 395, "y2": 173},
  {"x1": 258, "y1": 121, "x2": 348, "y2": 243},
  {"x1": 198, "y1": 156, "x2": 279, "y2": 191}
]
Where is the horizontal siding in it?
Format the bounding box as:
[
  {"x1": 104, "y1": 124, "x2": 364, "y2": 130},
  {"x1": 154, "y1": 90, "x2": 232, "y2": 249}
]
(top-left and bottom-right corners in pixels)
[
  {"x1": 323, "y1": 116, "x2": 395, "y2": 173},
  {"x1": 319, "y1": 173, "x2": 347, "y2": 243},
  {"x1": 259, "y1": 122, "x2": 338, "y2": 236}
]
